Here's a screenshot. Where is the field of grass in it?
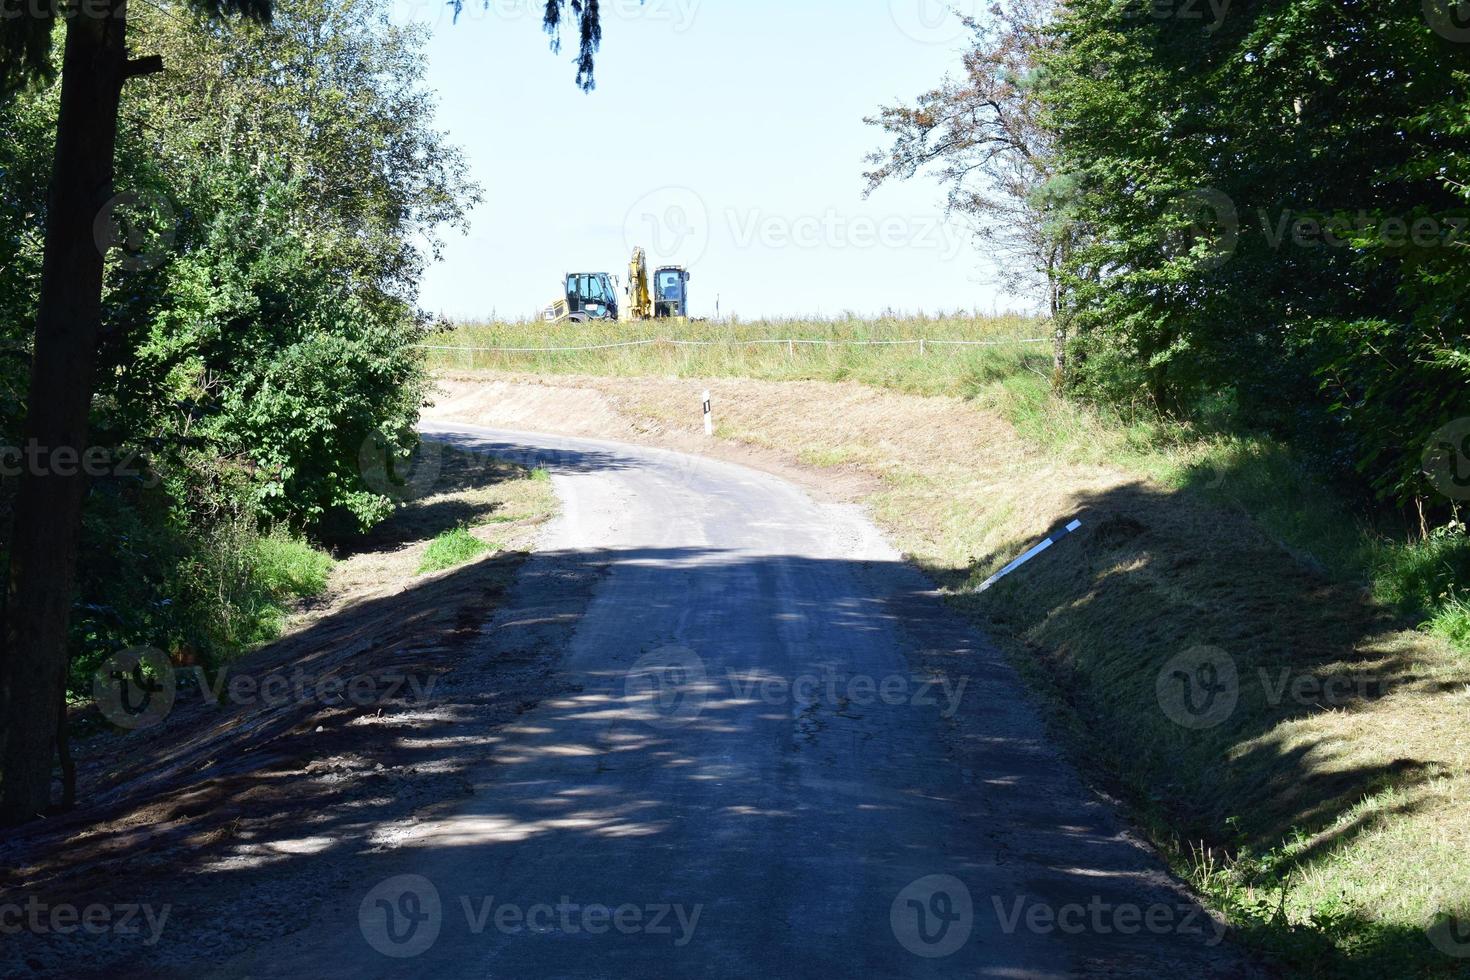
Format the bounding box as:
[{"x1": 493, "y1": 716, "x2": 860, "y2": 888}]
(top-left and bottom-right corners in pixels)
[
  {"x1": 253, "y1": 532, "x2": 334, "y2": 599},
  {"x1": 235, "y1": 532, "x2": 335, "y2": 642},
  {"x1": 430, "y1": 314, "x2": 1470, "y2": 977},
  {"x1": 428, "y1": 313, "x2": 1049, "y2": 396}
]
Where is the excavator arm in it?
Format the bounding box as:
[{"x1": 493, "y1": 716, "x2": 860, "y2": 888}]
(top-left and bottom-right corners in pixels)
[{"x1": 626, "y1": 247, "x2": 653, "y2": 322}]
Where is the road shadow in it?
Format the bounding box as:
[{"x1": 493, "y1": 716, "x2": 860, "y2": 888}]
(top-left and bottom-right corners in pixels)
[
  {"x1": 0, "y1": 535, "x2": 1262, "y2": 979},
  {"x1": 930, "y1": 471, "x2": 1470, "y2": 975},
  {"x1": 337, "y1": 436, "x2": 641, "y2": 558}
]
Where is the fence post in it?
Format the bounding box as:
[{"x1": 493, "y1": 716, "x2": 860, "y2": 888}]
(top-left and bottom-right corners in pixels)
[{"x1": 919, "y1": 338, "x2": 926, "y2": 356}]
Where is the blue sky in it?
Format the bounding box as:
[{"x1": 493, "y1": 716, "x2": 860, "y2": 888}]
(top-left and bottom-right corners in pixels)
[{"x1": 395, "y1": 0, "x2": 1023, "y2": 320}]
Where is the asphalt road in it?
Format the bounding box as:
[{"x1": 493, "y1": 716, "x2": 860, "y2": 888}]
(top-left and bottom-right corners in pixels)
[{"x1": 218, "y1": 423, "x2": 1257, "y2": 979}]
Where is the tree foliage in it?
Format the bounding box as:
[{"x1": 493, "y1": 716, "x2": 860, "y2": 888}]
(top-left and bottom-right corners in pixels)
[
  {"x1": 0, "y1": 0, "x2": 479, "y2": 679},
  {"x1": 0, "y1": 0, "x2": 272, "y2": 93},
  {"x1": 0, "y1": 0, "x2": 602, "y2": 823},
  {"x1": 870, "y1": 0, "x2": 1470, "y2": 514},
  {"x1": 1045, "y1": 0, "x2": 1470, "y2": 511}
]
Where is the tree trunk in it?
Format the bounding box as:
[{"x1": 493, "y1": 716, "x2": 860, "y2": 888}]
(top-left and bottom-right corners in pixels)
[
  {"x1": 1049, "y1": 276, "x2": 1066, "y2": 391},
  {"x1": 0, "y1": 2, "x2": 131, "y2": 825}
]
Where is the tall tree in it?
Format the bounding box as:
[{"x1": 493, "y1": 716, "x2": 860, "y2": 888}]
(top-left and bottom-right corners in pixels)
[
  {"x1": 0, "y1": 0, "x2": 606, "y2": 825},
  {"x1": 1043, "y1": 0, "x2": 1470, "y2": 505},
  {"x1": 864, "y1": 0, "x2": 1073, "y2": 377}
]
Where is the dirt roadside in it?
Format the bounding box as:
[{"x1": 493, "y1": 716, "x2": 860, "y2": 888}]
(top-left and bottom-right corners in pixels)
[
  {"x1": 0, "y1": 450, "x2": 574, "y2": 978},
  {"x1": 425, "y1": 371, "x2": 1136, "y2": 565}
]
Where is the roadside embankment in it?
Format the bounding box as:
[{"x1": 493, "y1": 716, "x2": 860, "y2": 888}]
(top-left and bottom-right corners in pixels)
[{"x1": 428, "y1": 370, "x2": 1470, "y2": 978}]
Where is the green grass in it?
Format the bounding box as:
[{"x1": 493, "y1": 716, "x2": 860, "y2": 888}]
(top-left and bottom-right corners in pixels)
[
  {"x1": 428, "y1": 312, "x2": 1048, "y2": 398},
  {"x1": 232, "y1": 532, "x2": 334, "y2": 647},
  {"x1": 417, "y1": 527, "x2": 496, "y2": 574},
  {"x1": 1161, "y1": 436, "x2": 1470, "y2": 651},
  {"x1": 183, "y1": 530, "x2": 336, "y2": 654},
  {"x1": 253, "y1": 532, "x2": 334, "y2": 600},
  {"x1": 1427, "y1": 595, "x2": 1470, "y2": 646}
]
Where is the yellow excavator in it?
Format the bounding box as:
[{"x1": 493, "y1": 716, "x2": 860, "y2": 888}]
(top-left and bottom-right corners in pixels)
[
  {"x1": 542, "y1": 249, "x2": 692, "y2": 323},
  {"x1": 624, "y1": 247, "x2": 692, "y2": 321}
]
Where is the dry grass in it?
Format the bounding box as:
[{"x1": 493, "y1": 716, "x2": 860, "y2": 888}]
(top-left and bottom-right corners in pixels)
[
  {"x1": 428, "y1": 370, "x2": 1470, "y2": 977},
  {"x1": 288, "y1": 446, "x2": 554, "y2": 631}
]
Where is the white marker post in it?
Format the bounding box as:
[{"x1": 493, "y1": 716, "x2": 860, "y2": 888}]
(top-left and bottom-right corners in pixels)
[
  {"x1": 703, "y1": 390, "x2": 713, "y2": 437},
  {"x1": 974, "y1": 519, "x2": 1083, "y2": 593}
]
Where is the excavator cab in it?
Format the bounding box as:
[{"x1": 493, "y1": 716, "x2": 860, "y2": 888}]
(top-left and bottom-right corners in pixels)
[
  {"x1": 653, "y1": 266, "x2": 690, "y2": 318},
  {"x1": 549, "y1": 272, "x2": 619, "y2": 322}
]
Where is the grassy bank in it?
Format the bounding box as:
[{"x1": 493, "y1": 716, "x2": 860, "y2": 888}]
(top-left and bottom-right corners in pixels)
[
  {"x1": 431, "y1": 316, "x2": 1470, "y2": 653},
  {"x1": 430, "y1": 313, "x2": 1047, "y2": 396},
  {"x1": 430, "y1": 314, "x2": 1470, "y2": 977}
]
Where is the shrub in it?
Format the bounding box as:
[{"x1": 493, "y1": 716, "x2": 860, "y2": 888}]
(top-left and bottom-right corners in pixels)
[{"x1": 418, "y1": 528, "x2": 495, "y2": 575}]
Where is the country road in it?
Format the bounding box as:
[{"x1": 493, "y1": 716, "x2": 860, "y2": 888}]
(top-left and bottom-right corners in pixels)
[{"x1": 208, "y1": 423, "x2": 1258, "y2": 979}]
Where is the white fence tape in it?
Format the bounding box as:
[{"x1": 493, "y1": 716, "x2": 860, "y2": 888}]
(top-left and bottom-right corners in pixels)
[
  {"x1": 416, "y1": 337, "x2": 1046, "y2": 354},
  {"x1": 415, "y1": 340, "x2": 661, "y2": 353}
]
